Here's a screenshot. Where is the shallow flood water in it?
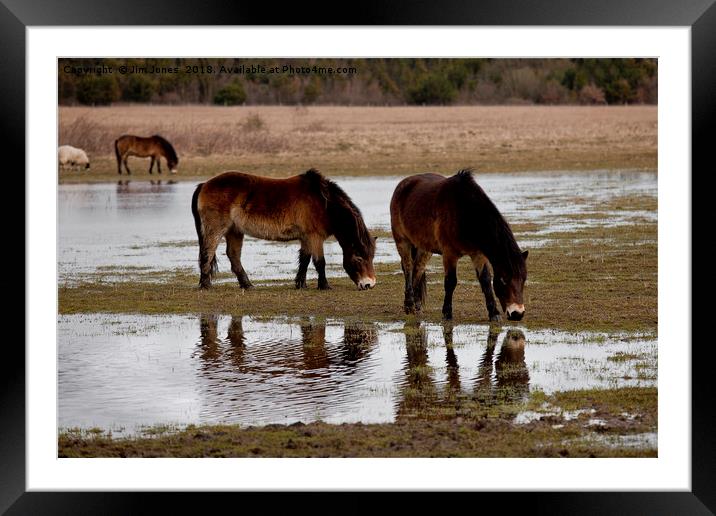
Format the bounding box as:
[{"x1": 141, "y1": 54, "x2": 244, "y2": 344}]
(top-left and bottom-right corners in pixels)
[
  {"x1": 58, "y1": 171, "x2": 656, "y2": 284},
  {"x1": 58, "y1": 313, "x2": 656, "y2": 435}
]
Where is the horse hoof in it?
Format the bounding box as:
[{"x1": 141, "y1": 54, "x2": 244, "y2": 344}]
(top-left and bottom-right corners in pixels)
[
  {"x1": 489, "y1": 314, "x2": 502, "y2": 323},
  {"x1": 241, "y1": 284, "x2": 254, "y2": 290},
  {"x1": 442, "y1": 312, "x2": 453, "y2": 320},
  {"x1": 318, "y1": 284, "x2": 331, "y2": 290}
]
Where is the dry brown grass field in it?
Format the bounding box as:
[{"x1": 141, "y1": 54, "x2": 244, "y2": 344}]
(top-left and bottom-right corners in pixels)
[{"x1": 59, "y1": 105, "x2": 657, "y2": 182}]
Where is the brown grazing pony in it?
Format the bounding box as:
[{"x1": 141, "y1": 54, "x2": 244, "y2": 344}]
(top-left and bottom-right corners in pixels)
[
  {"x1": 390, "y1": 169, "x2": 528, "y2": 321},
  {"x1": 191, "y1": 169, "x2": 377, "y2": 291},
  {"x1": 114, "y1": 135, "x2": 179, "y2": 175}
]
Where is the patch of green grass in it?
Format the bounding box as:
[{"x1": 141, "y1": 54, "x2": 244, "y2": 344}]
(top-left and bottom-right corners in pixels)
[
  {"x1": 607, "y1": 352, "x2": 643, "y2": 362},
  {"x1": 59, "y1": 213, "x2": 657, "y2": 333}
]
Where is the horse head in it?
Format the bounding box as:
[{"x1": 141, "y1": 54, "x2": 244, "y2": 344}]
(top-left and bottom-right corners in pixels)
[
  {"x1": 168, "y1": 155, "x2": 179, "y2": 174},
  {"x1": 493, "y1": 250, "x2": 528, "y2": 321},
  {"x1": 342, "y1": 236, "x2": 377, "y2": 290}
]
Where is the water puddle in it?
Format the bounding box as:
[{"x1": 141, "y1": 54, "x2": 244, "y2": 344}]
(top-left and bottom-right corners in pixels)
[
  {"x1": 58, "y1": 314, "x2": 656, "y2": 436},
  {"x1": 568, "y1": 432, "x2": 657, "y2": 451},
  {"x1": 58, "y1": 171, "x2": 656, "y2": 284}
]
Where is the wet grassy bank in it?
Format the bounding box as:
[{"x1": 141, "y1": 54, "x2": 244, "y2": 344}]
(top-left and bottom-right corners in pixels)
[
  {"x1": 59, "y1": 387, "x2": 657, "y2": 457},
  {"x1": 59, "y1": 219, "x2": 657, "y2": 334}
]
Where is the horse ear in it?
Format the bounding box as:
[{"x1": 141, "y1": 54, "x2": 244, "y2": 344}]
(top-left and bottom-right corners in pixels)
[{"x1": 522, "y1": 250, "x2": 529, "y2": 260}]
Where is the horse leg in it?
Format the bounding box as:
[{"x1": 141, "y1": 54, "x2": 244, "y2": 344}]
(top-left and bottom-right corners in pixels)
[
  {"x1": 198, "y1": 224, "x2": 223, "y2": 290},
  {"x1": 225, "y1": 230, "x2": 253, "y2": 289},
  {"x1": 123, "y1": 157, "x2": 132, "y2": 175},
  {"x1": 441, "y1": 254, "x2": 458, "y2": 320},
  {"x1": 294, "y1": 245, "x2": 311, "y2": 289},
  {"x1": 313, "y1": 252, "x2": 330, "y2": 290},
  {"x1": 472, "y1": 254, "x2": 501, "y2": 322},
  {"x1": 148, "y1": 156, "x2": 154, "y2": 174},
  {"x1": 157, "y1": 156, "x2": 162, "y2": 174},
  {"x1": 411, "y1": 248, "x2": 431, "y2": 312},
  {"x1": 395, "y1": 239, "x2": 416, "y2": 313},
  {"x1": 307, "y1": 239, "x2": 330, "y2": 290}
]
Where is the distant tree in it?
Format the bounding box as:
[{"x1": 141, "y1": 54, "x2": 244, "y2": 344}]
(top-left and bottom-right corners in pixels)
[
  {"x1": 58, "y1": 58, "x2": 657, "y2": 106},
  {"x1": 58, "y1": 73, "x2": 76, "y2": 104},
  {"x1": 302, "y1": 77, "x2": 322, "y2": 104},
  {"x1": 578, "y1": 83, "x2": 607, "y2": 104},
  {"x1": 76, "y1": 75, "x2": 119, "y2": 105},
  {"x1": 213, "y1": 80, "x2": 247, "y2": 106},
  {"x1": 270, "y1": 74, "x2": 299, "y2": 104},
  {"x1": 122, "y1": 75, "x2": 155, "y2": 102},
  {"x1": 407, "y1": 74, "x2": 457, "y2": 105},
  {"x1": 540, "y1": 80, "x2": 568, "y2": 104}
]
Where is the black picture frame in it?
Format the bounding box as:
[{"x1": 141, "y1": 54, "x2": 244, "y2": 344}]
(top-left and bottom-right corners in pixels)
[{"x1": 5, "y1": 0, "x2": 712, "y2": 512}]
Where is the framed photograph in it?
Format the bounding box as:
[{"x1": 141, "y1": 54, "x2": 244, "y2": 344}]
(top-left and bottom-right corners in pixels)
[{"x1": 6, "y1": 0, "x2": 713, "y2": 512}]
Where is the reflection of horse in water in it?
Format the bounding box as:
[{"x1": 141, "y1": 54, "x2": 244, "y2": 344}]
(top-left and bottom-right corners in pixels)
[
  {"x1": 300, "y1": 321, "x2": 377, "y2": 372},
  {"x1": 495, "y1": 329, "x2": 529, "y2": 402},
  {"x1": 194, "y1": 315, "x2": 379, "y2": 424},
  {"x1": 299, "y1": 322, "x2": 329, "y2": 372},
  {"x1": 116, "y1": 179, "x2": 178, "y2": 195},
  {"x1": 396, "y1": 320, "x2": 438, "y2": 419},
  {"x1": 197, "y1": 313, "x2": 246, "y2": 368},
  {"x1": 474, "y1": 328, "x2": 529, "y2": 404},
  {"x1": 396, "y1": 322, "x2": 529, "y2": 420},
  {"x1": 196, "y1": 315, "x2": 376, "y2": 375}
]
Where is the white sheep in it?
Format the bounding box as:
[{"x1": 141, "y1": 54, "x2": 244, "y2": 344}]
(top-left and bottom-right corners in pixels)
[{"x1": 58, "y1": 145, "x2": 90, "y2": 170}]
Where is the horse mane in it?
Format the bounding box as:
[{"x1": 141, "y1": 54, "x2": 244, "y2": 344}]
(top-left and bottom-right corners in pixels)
[
  {"x1": 453, "y1": 169, "x2": 525, "y2": 277},
  {"x1": 152, "y1": 135, "x2": 178, "y2": 164},
  {"x1": 302, "y1": 168, "x2": 375, "y2": 257}
]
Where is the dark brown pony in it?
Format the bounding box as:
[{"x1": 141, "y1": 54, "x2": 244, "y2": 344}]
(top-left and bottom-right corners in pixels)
[
  {"x1": 191, "y1": 169, "x2": 377, "y2": 291},
  {"x1": 114, "y1": 134, "x2": 179, "y2": 175},
  {"x1": 390, "y1": 169, "x2": 528, "y2": 321}
]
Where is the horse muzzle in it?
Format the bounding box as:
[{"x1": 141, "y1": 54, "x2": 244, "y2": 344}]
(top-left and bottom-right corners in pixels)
[
  {"x1": 506, "y1": 303, "x2": 525, "y2": 321},
  {"x1": 358, "y1": 277, "x2": 376, "y2": 290}
]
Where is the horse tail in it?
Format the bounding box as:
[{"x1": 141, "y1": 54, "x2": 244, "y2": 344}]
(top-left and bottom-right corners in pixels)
[
  {"x1": 192, "y1": 183, "x2": 217, "y2": 279},
  {"x1": 114, "y1": 138, "x2": 122, "y2": 173},
  {"x1": 411, "y1": 246, "x2": 428, "y2": 305}
]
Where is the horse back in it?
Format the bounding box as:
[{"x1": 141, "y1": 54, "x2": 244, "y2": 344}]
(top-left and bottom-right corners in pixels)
[
  {"x1": 390, "y1": 173, "x2": 468, "y2": 255},
  {"x1": 115, "y1": 134, "x2": 161, "y2": 157},
  {"x1": 198, "y1": 172, "x2": 329, "y2": 240}
]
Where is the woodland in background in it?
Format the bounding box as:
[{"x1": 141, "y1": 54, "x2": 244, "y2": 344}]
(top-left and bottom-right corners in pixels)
[{"x1": 59, "y1": 58, "x2": 657, "y2": 106}]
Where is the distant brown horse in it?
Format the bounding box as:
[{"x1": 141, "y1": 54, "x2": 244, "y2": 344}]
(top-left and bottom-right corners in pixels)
[
  {"x1": 191, "y1": 169, "x2": 377, "y2": 291},
  {"x1": 114, "y1": 135, "x2": 179, "y2": 175},
  {"x1": 390, "y1": 169, "x2": 528, "y2": 321}
]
